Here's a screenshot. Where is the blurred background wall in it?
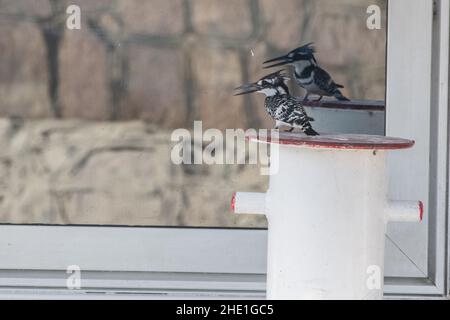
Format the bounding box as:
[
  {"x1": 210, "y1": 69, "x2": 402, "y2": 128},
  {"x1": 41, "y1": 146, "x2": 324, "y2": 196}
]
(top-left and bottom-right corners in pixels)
[{"x1": 0, "y1": 0, "x2": 386, "y2": 227}]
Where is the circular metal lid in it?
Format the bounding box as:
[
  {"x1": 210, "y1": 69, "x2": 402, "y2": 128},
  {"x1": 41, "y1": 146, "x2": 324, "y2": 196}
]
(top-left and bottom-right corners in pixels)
[{"x1": 246, "y1": 132, "x2": 415, "y2": 150}]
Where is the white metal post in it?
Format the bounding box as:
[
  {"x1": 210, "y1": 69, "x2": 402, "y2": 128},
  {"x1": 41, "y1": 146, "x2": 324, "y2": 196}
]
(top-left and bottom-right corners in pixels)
[{"x1": 232, "y1": 133, "x2": 421, "y2": 299}]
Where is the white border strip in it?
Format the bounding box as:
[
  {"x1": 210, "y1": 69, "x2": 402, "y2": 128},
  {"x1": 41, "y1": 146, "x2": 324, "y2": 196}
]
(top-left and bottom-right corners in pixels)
[{"x1": 0, "y1": 226, "x2": 267, "y2": 274}]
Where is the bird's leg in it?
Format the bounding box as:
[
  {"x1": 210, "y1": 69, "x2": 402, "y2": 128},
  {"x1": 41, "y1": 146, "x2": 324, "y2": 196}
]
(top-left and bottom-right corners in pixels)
[
  {"x1": 302, "y1": 93, "x2": 310, "y2": 102},
  {"x1": 315, "y1": 96, "x2": 323, "y2": 102},
  {"x1": 274, "y1": 120, "x2": 283, "y2": 130}
]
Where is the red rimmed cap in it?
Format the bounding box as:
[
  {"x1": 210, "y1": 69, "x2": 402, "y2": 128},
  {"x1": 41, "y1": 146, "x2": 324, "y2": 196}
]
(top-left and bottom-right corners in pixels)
[{"x1": 246, "y1": 132, "x2": 415, "y2": 150}]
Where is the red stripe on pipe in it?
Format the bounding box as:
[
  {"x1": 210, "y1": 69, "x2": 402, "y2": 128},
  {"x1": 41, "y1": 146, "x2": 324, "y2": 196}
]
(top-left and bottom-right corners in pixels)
[
  {"x1": 419, "y1": 201, "x2": 424, "y2": 222},
  {"x1": 231, "y1": 192, "x2": 236, "y2": 212}
]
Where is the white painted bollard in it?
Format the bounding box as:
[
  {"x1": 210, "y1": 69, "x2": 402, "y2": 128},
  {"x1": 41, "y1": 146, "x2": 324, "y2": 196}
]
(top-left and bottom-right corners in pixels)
[{"x1": 232, "y1": 133, "x2": 422, "y2": 300}]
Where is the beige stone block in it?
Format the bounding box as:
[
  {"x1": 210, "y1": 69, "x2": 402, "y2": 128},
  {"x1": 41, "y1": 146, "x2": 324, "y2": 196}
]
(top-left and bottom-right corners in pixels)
[
  {"x1": 0, "y1": 21, "x2": 51, "y2": 118},
  {"x1": 191, "y1": 0, "x2": 253, "y2": 38},
  {"x1": 0, "y1": 0, "x2": 52, "y2": 17},
  {"x1": 116, "y1": 0, "x2": 184, "y2": 36},
  {"x1": 191, "y1": 45, "x2": 247, "y2": 130},
  {"x1": 59, "y1": 27, "x2": 110, "y2": 120},
  {"x1": 120, "y1": 45, "x2": 187, "y2": 128}
]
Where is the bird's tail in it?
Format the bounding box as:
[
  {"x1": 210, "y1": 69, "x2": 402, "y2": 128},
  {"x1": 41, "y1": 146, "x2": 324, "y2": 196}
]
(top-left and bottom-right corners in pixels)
[
  {"x1": 304, "y1": 126, "x2": 319, "y2": 136},
  {"x1": 334, "y1": 89, "x2": 350, "y2": 101}
]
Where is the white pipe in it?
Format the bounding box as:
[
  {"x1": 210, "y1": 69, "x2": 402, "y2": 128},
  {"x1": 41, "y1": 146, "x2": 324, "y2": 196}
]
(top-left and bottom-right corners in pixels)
[
  {"x1": 231, "y1": 192, "x2": 266, "y2": 215},
  {"x1": 386, "y1": 200, "x2": 423, "y2": 222},
  {"x1": 232, "y1": 133, "x2": 419, "y2": 299}
]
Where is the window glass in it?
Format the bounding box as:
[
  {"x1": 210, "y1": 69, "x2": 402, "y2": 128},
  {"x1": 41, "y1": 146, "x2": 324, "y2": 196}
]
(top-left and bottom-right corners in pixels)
[{"x1": 0, "y1": 0, "x2": 386, "y2": 227}]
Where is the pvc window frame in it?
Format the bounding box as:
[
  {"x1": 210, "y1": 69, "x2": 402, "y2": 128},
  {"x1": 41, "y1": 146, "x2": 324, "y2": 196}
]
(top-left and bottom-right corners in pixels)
[{"x1": 0, "y1": 0, "x2": 448, "y2": 299}]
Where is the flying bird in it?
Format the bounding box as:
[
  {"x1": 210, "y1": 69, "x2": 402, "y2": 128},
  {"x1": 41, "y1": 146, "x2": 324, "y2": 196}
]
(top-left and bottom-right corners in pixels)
[
  {"x1": 263, "y1": 43, "x2": 350, "y2": 102},
  {"x1": 234, "y1": 70, "x2": 319, "y2": 136}
]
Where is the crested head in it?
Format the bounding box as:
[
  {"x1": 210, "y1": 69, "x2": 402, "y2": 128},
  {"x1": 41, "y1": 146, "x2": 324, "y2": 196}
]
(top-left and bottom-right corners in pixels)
[
  {"x1": 255, "y1": 70, "x2": 290, "y2": 96},
  {"x1": 258, "y1": 70, "x2": 290, "y2": 86},
  {"x1": 289, "y1": 42, "x2": 316, "y2": 56},
  {"x1": 234, "y1": 70, "x2": 290, "y2": 97},
  {"x1": 263, "y1": 42, "x2": 317, "y2": 68},
  {"x1": 286, "y1": 42, "x2": 317, "y2": 64}
]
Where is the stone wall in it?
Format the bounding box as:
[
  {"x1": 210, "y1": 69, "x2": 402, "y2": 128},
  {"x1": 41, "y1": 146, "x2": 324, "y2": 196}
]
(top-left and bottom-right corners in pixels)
[
  {"x1": 0, "y1": 118, "x2": 268, "y2": 226},
  {"x1": 0, "y1": 0, "x2": 387, "y2": 226},
  {"x1": 0, "y1": 0, "x2": 386, "y2": 129}
]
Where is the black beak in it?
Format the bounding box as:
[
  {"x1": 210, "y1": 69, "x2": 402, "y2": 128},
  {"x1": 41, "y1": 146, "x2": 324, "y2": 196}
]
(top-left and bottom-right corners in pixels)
[
  {"x1": 233, "y1": 83, "x2": 261, "y2": 96},
  {"x1": 263, "y1": 54, "x2": 293, "y2": 68}
]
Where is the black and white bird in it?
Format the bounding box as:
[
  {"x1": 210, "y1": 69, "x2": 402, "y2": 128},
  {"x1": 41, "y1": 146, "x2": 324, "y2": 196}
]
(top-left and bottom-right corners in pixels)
[
  {"x1": 234, "y1": 70, "x2": 319, "y2": 136},
  {"x1": 263, "y1": 43, "x2": 349, "y2": 102}
]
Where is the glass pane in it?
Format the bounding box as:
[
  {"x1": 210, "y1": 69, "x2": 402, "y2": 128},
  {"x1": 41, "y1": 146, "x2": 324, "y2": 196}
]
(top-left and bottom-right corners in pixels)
[{"x1": 0, "y1": 0, "x2": 386, "y2": 227}]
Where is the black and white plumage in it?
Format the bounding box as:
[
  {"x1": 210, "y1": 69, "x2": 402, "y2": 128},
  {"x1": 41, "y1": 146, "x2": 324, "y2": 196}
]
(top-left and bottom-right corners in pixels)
[
  {"x1": 263, "y1": 43, "x2": 350, "y2": 102},
  {"x1": 234, "y1": 70, "x2": 318, "y2": 136}
]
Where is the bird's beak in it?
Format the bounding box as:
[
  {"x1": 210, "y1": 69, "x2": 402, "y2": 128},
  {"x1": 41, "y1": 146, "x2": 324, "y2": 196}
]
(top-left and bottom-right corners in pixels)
[
  {"x1": 263, "y1": 54, "x2": 293, "y2": 68},
  {"x1": 233, "y1": 83, "x2": 261, "y2": 96}
]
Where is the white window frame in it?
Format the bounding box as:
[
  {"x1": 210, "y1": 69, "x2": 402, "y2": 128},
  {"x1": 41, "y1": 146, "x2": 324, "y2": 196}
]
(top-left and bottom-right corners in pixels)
[
  {"x1": 383, "y1": 0, "x2": 448, "y2": 297},
  {"x1": 0, "y1": 0, "x2": 448, "y2": 299},
  {"x1": 0, "y1": 226, "x2": 267, "y2": 298}
]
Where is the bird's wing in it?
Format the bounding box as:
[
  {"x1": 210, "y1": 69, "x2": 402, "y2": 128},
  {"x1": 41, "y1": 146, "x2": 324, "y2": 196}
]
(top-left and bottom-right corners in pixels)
[
  {"x1": 274, "y1": 97, "x2": 312, "y2": 127},
  {"x1": 313, "y1": 67, "x2": 343, "y2": 92},
  {"x1": 292, "y1": 99, "x2": 313, "y2": 121}
]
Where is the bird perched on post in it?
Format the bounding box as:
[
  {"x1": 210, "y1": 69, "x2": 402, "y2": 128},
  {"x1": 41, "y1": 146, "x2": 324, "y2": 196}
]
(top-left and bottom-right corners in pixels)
[
  {"x1": 263, "y1": 43, "x2": 349, "y2": 102},
  {"x1": 234, "y1": 70, "x2": 319, "y2": 136}
]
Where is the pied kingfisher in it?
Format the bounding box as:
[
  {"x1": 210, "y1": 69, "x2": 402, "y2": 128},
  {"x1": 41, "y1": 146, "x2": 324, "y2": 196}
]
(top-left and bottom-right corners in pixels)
[
  {"x1": 234, "y1": 70, "x2": 319, "y2": 136},
  {"x1": 263, "y1": 43, "x2": 349, "y2": 102}
]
